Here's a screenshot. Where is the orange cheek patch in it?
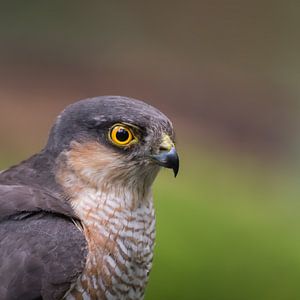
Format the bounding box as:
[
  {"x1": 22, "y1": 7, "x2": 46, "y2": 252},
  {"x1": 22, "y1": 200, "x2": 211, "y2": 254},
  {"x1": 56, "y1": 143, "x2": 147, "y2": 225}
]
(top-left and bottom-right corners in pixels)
[
  {"x1": 68, "y1": 141, "x2": 119, "y2": 173},
  {"x1": 55, "y1": 140, "x2": 124, "y2": 196}
]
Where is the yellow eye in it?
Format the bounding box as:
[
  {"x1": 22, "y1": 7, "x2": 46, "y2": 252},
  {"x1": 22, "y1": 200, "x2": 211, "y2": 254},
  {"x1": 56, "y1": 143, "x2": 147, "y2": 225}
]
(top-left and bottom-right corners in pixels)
[{"x1": 109, "y1": 124, "x2": 136, "y2": 147}]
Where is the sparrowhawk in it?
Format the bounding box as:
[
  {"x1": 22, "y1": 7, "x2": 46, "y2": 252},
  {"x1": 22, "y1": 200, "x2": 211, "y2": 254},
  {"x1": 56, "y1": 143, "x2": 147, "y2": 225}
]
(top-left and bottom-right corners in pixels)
[{"x1": 0, "y1": 96, "x2": 179, "y2": 300}]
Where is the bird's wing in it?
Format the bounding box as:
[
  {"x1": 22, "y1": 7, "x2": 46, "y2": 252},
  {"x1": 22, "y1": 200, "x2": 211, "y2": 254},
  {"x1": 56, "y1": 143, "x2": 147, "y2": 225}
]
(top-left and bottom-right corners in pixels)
[{"x1": 0, "y1": 185, "x2": 87, "y2": 300}]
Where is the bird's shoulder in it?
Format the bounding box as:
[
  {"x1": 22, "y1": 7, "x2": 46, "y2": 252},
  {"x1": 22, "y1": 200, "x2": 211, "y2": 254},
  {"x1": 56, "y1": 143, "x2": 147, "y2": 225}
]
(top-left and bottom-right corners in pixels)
[
  {"x1": 0, "y1": 183, "x2": 75, "y2": 220},
  {"x1": 0, "y1": 180, "x2": 88, "y2": 299}
]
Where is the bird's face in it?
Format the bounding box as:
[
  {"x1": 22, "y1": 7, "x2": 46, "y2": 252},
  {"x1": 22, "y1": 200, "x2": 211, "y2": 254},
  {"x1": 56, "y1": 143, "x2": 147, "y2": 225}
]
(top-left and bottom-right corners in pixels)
[{"x1": 49, "y1": 96, "x2": 179, "y2": 194}]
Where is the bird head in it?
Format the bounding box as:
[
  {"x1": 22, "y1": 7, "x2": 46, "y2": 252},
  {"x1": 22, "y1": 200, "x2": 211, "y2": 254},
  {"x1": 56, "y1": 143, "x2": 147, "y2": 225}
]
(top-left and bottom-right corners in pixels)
[{"x1": 47, "y1": 96, "x2": 179, "y2": 196}]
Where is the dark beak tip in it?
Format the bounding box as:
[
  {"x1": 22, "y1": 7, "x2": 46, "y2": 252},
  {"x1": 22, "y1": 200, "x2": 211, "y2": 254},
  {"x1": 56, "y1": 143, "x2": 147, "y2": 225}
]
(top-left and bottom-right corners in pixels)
[
  {"x1": 173, "y1": 160, "x2": 179, "y2": 178},
  {"x1": 173, "y1": 169, "x2": 178, "y2": 178}
]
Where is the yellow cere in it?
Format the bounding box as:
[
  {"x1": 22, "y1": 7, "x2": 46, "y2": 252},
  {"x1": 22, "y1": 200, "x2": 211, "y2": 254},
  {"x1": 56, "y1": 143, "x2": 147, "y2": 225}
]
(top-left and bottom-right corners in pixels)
[{"x1": 160, "y1": 133, "x2": 174, "y2": 151}]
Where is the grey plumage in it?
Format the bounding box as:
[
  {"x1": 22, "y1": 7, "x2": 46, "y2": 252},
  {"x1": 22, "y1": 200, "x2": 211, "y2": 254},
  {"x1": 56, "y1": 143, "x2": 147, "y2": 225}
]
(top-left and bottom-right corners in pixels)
[
  {"x1": 0, "y1": 183, "x2": 87, "y2": 298},
  {"x1": 47, "y1": 96, "x2": 173, "y2": 156},
  {"x1": 0, "y1": 213, "x2": 86, "y2": 300}
]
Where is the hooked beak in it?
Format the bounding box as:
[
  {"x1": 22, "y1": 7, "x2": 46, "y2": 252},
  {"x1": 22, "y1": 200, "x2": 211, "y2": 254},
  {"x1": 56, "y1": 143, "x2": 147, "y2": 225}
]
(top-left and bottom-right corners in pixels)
[{"x1": 151, "y1": 147, "x2": 179, "y2": 177}]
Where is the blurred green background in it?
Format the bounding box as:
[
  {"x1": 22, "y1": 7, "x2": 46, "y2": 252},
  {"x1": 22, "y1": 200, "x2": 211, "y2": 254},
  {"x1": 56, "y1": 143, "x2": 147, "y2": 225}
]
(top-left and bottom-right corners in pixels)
[{"x1": 1, "y1": 1, "x2": 300, "y2": 299}]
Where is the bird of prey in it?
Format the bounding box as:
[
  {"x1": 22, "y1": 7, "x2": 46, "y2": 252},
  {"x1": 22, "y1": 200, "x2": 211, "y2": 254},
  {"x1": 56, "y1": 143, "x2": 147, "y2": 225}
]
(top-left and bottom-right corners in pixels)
[{"x1": 0, "y1": 96, "x2": 179, "y2": 300}]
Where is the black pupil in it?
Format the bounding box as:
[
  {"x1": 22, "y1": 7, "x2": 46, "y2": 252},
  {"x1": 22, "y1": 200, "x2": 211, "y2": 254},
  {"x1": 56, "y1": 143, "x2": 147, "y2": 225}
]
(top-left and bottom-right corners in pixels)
[{"x1": 116, "y1": 128, "x2": 129, "y2": 142}]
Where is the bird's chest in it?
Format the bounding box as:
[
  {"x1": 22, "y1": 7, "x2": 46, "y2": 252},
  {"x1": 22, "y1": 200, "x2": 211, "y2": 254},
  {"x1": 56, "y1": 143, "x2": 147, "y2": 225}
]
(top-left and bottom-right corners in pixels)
[{"x1": 66, "y1": 190, "x2": 156, "y2": 300}]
